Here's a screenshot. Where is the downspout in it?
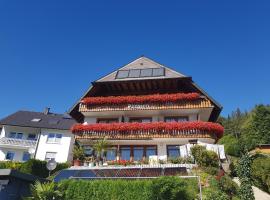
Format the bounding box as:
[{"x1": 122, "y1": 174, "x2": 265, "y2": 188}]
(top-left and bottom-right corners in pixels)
[{"x1": 33, "y1": 128, "x2": 42, "y2": 159}]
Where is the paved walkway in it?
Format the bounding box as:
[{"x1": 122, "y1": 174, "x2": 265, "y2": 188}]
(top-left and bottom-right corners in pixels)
[{"x1": 233, "y1": 178, "x2": 270, "y2": 200}]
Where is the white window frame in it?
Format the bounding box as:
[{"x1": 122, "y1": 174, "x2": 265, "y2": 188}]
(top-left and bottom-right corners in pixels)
[
  {"x1": 46, "y1": 133, "x2": 62, "y2": 144},
  {"x1": 45, "y1": 152, "x2": 57, "y2": 161}
]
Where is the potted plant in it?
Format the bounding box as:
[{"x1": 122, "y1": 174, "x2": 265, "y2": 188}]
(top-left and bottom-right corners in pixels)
[
  {"x1": 93, "y1": 137, "x2": 110, "y2": 166},
  {"x1": 85, "y1": 156, "x2": 94, "y2": 167},
  {"x1": 73, "y1": 145, "x2": 85, "y2": 166}
]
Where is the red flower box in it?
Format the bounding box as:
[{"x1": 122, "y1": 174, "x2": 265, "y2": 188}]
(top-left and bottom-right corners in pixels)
[
  {"x1": 71, "y1": 121, "x2": 224, "y2": 138},
  {"x1": 81, "y1": 93, "x2": 201, "y2": 105}
]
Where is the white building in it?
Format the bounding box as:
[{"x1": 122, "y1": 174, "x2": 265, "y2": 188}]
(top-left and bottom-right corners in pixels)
[{"x1": 0, "y1": 108, "x2": 75, "y2": 163}]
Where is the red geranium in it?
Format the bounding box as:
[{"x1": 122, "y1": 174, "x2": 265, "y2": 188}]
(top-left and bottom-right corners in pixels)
[
  {"x1": 71, "y1": 121, "x2": 224, "y2": 138},
  {"x1": 81, "y1": 93, "x2": 201, "y2": 105}
]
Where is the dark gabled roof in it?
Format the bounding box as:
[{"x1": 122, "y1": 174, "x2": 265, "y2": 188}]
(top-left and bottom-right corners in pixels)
[
  {"x1": 0, "y1": 169, "x2": 48, "y2": 182},
  {"x1": 0, "y1": 110, "x2": 76, "y2": 130}
]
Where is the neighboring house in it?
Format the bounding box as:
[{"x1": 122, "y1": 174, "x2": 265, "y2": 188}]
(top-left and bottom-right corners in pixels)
[
  {"x1": 0, "y1": 109, "x2": 76, "y2": 163},
  {"x1": 0, "y1": 169, "x2": 47, "y2": 200},
  {"x1": 69, "y1": 56, "x2": 224, "y2": 162}
]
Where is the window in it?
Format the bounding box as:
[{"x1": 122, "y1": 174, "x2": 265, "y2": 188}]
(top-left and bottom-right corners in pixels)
[
  {"x1": 45, "y1": 152, "x2": 56, "y2": 161},
  {"x1": 106, "y1": 148, "x2": 117, "y2": 161},
  {"x1": 116, "y1": 70, "x2": 129, "y2": 79},
  {"x1": 128, "y1": 69, "x2": 140, "y2": 78},
  {"x1": 129, "y1": 117, "x2": 152, "y2": 123},
  {"x1": 5, "y1": 151, "x2": 15, "y2": 161},
  {"x1": 83, "y1": 146, "x2": 94, "y2": 156},
  {"x1": 27, "y1": 134, "x2": 37, "y2": 141},
  {"x1": 47, "y1": 133, "x2": 62, "y2": 143},
  {"x1": 167, "y1": 145, "x2": 180, "y2": 158},
  {"x1": 120, "y1": 147, "x2": 131, "y2": 161},
  {"x1": 31, "y1": 118, "x2": 41, "y2": 122},
  {"x1": 97, "y1": 118, "x2": 118, "y2": 123},
  {"x1": 164, "y1": 116, "x2": 188, "y2": 122},
  {"x1": 22, "y1": 152, "x2": 31, "y2": 161},
  {"x1": 133, "y1": 147, "x2": 144, "y2": 161},
  {"x1": 146, "y1": 146, "x2": 157, "y2": 158},
  {"x1": 153, "y1": 68, "x2": 165, "y2": 76},
  {"x1": 8, "y1": 132, "x2": 23, "y2": 139},
  {"x1": 115, "y1": 68, "x2": 165, "y2": 79},
  {"x1": 140, "y1": 69, "x2": 153, "y2": 77}
]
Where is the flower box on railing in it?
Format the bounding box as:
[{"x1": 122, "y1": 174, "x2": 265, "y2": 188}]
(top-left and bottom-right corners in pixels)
[{"x1": 71, "y1": 121, "x2": 224, "y2": 139}]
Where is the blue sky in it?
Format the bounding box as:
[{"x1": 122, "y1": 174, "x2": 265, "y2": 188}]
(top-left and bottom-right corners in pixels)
[{"x1": 0, "y1": 0, "x2": 269, "y2": 118}]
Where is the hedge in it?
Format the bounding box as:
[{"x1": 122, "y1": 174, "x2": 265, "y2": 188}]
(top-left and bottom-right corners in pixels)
[
  {"x1": 0, "y1": 159, "x2": 69, "y2": 178},
  {"x1": 59, "y1": 177, "x2": 198, "y2": 200}
]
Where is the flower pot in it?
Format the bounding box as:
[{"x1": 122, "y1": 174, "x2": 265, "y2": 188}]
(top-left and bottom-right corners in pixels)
[
  {"x1": 89, "y1": 162, "x2": 94, "y2": 167},
  {"x1": 73, "y1": 159, "x2": 81, "y2": 166}
]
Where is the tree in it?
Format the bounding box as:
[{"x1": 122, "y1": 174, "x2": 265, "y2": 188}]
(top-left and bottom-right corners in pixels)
[
  {"x1": 24, "y1": 181, "x2": 63, "y2": 200},
  {"x1": 93, "y1": 137, "x2": 111, "y2": 162},
  {"x1": 237, "y1": 150, "x2": 255, "y2": 200}
]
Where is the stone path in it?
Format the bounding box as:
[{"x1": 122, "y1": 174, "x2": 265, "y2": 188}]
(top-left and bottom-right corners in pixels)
[{"x1": 233, "y1": 178, "x2": 270, "y2": 200}]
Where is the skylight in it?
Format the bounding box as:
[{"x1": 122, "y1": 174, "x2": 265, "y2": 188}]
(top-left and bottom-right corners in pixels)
[
  {"x1": 115, "y1": 67, "x2": 165, "y2": 79},
  {"x1": 31, "y1": 118, "x2": 41, "y2": 122}
]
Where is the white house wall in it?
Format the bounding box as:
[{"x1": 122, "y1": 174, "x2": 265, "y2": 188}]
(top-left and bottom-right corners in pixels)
[{"x1": 35, "y1": 129, "x2": 74, "y2": 163}]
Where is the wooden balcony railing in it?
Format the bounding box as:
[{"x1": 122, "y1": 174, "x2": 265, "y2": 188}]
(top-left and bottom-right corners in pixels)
[
  {"x1": 0, "y1": 137, "x2": 37, "y2": 148},
  {"x1": 79, "y1": 93, "x2": 213, "y2": 112},
  {"x1": 79, "y1": 99, "x2": 212, "y2": 112},
  {"x1": 72, "y1": 121, "x2": 224, "y2": 140}
]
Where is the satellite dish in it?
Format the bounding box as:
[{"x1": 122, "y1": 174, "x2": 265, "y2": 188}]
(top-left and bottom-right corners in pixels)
[
  {"x1": 46, "y1": 159, "x2": 57, "y2": 171},
  {"x1": 28, "y1": 148, "x2": 35, "y2": 155}
]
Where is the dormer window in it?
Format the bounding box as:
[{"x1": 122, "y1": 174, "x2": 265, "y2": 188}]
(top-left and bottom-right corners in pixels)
[{"x1": 31, "y1": 118, "x2": 41, "y2": 122}]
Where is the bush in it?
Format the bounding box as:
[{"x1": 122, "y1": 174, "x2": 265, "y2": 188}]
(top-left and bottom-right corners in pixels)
[
  {"x1": 219, "y1": 175, "x2": 239, "y2": 197},
  {"x1": 191, "y1": 145, "x2": 219, "y2": 168},
  {"x1": 218, "y1": 135, "x2": 241, "y2": 157},
  {"x1": 0, "y1": 161, "x2": 22, "y2": 169},
  {"x1": 151, "y1": 176, "x2": 197, "y2": 200},
  {"x1": 251, "y1": 156, "x2": 270, "y2": 193},
  {"x1": 168, "y1": 156, "x2": 193, "y2": 164},
  {"x1": 60, "y1": 177, "x2": 197, "y2": 200},
  {"x1": 20, "y1": 159, "x2": 69, "y2": 178}
]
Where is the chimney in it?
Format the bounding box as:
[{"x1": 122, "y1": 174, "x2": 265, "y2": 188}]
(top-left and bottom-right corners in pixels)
[{"x1": 44, "y1": 107, "x2": 50, "y2": 115}]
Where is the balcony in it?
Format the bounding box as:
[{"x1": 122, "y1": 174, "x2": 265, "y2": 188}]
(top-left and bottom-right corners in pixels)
[
  {"x1": 0, "y1": 137, "x2": 37, "y2": 149},
  {"x1": 71, "y1": 121, "x2": 224, "y2": 140},
  {"x1": 79, "y1": 93, "x2": 213, "y2": 112}
]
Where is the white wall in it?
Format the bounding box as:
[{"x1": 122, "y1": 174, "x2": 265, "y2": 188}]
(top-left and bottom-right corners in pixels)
[{"x1": 35, "y1": 129, "x2": 74, "y2": 163}]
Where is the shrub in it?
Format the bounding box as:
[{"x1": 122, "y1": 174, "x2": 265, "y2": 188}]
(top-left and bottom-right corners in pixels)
[
  {"x1": 20, "y1": 159, "x2": 69, "y2": 178},
  {"x1": 219, "y1": 175, "x2": 239, "y2": 197},
  {"x1": 205, "y1": 190, "x2": 229, "y2": 200},
  {"x1": 251, "y1": 156, "x2": 270, "y2": 193},
  {"x1": 0, "y1": 161, "x2": 22, "y2": 169},
  {"x1": 151, "y1": 176, "x2": 197, "y2": 200},
  {"x1": 168, "y1": 156, "x2": 193, "y2": 164},
  {"x1": 191, "y1": 145, "x2": 219, "y2": 168},
  {"x1": 60, "y1": 177, "x2": 197, "y2": 200}
]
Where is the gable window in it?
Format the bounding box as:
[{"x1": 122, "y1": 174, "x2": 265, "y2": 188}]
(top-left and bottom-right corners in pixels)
[
  {"x1": 27, "y1": 134, "x2": 37, "y2": 141},
  {"x1": 8, "y1": 132, "x2": 23, "y2": 139},
  {"x1": 47, "y1": 133, "x2": 62, "y2": 143},
  {"x1": 164, "y1": 116, "x2": 188, "y2": 122},
  {"x1": 45, "y1": 152, "x2": 56, "y2": 161},
  {"x1": 129, "y1": 117, "x2": 152, "y2": 123},
  {"x1": 22, "y1": 152, "x2": 31, "y2": 161},
  {"x1": 97, "y1": 118, "x2": 118, "y2": 123},
  {"x1": 5, "y1": 151, "x2": 15, "y2": 161}
]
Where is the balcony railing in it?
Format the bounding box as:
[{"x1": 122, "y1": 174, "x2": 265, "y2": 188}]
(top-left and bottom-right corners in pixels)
[
  {"x1": 72, "y1": 121, "x2": 224, "y2": 140},
  {"x1": 0, "y1": 137, "x2": 37, "y2": 148},
  {"x1": 79, "y1": 93, "x2": 213, "y2": 112}
]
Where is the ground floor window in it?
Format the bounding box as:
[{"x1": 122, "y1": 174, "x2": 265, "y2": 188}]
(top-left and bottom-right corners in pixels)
[
  {"x1": 167, "y1": 145, "x2": 180, "y2": 158},
  {"x1": 120, "y1": 145, "x2": 157, "y2": 161},
  {"x1": 22, "y1": 152, "x2": 31, "y2": 161},
  {"x1": 45, "y1": 152, "x2": 57, "y2": 161},
  {"x1": 5, "y1": 151, "x2": 15, "y2": 160},
  {"x1": 106, "y1": 148, "x2": 117, "y2": 161}
]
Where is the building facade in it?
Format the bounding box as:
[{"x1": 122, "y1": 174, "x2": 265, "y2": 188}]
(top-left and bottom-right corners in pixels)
[
  {"x1": 0, "y1": 109, "x2": 75, "y2": 163},
  {"x1": 70, "y1": 57, "x2": 224, "y2": 163}
]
